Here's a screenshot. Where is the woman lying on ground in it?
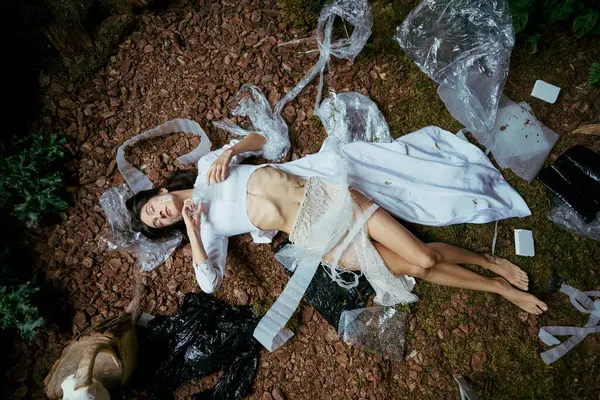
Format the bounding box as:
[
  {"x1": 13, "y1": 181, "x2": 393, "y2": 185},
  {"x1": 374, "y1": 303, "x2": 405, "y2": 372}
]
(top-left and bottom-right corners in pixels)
[{"x1": 126, "y1": 127, "x2": 548, "y2": 315}]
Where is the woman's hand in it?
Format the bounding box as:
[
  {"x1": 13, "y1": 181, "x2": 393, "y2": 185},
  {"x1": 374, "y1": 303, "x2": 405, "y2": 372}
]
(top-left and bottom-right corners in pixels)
[
  {"x1": 206, "y1": 148, "x2": 234, "y2": 184},
  {"x1": 182, "y1": 199, "x2": 202, "y2": 233}
]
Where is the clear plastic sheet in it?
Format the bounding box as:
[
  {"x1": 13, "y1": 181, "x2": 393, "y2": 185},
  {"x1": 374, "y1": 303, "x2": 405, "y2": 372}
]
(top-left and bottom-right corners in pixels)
[
  {"x1": 395, "y1": 0, "x2": 514, "y2": 134},
  {"x1": 101, "y1": 119, "x2": 211, "y2": 271},
  {"x1": 99, "y1": 184, "x2": 182, "y2": 272},
  {"x1": 316, "y1": 92, "x2": 392, "y2": 144},
  {"x1": 212, "y1": 85, "x2": 290, "y2": 162},
  {"x1": 470, "y1": 98, "x2": 559, "y2": 182},
  {"x1": 338, "y1": 306, "x2": 407, "y2": 362},
  {"x1": 548, "y1": 198, "x2": 600, "y2": 242},
  {"x1": 213, "y1": 0, "x2": 373, "y2": 160},
  {"x1": 276, "y1": 0, "x2": 373, "y2": 112},
  {"x1": 116, "y1": 119, "x2": 211, "y2": 193}
]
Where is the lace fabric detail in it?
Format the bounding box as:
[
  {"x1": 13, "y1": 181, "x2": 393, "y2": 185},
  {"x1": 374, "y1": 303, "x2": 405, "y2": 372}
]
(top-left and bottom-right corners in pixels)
[
  {"x1": 290, "y1": 178, "x2": 417, "y2": 306},
  {"x1": 290, "y1": 178, "x2": 341, "y2": 249}
]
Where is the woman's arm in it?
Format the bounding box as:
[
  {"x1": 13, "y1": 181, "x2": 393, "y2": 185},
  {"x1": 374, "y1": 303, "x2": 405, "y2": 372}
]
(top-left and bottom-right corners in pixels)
[
  {"x1": 206, "y1": 133, "x2": 267, "y2": 184},
  {"x1": 229, "y1": 133, "x2": 267, "y2": 156},
  {"x1": 183, "y1": 199, "x2": 224, "y2": 293}
]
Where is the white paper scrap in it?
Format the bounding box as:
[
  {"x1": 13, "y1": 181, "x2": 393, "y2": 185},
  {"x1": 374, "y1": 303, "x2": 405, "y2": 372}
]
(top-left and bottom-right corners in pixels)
[
  {"x1": 514, "y1": 229, "x2": 535, "y2": 257},
  {"x1": 531, "y1": 80, "x2": 561, "y2": 104}
]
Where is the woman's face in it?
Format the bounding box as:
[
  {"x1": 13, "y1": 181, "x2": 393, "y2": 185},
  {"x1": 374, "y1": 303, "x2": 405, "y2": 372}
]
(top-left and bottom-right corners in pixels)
[{"x1": 140, "y1": 189, "x2": 184, "y2": 229}]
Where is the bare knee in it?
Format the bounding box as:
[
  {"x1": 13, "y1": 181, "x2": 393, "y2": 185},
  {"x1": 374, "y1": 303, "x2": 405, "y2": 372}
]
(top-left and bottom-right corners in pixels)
[
  {"x1": 409, "y1": 264, "x2": 431, "y2": 279},
  {"x1": 415, "y1": 246, "x2": 437, "y2": 269}
]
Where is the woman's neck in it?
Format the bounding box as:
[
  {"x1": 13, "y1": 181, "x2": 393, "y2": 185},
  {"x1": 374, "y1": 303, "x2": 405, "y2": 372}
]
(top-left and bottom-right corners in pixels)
[{"x1": 172, "y1": 189, "x2": 194, "y2": 203}]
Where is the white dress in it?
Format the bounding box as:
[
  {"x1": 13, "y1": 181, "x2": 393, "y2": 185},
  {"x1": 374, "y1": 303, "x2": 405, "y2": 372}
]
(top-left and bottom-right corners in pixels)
[{"x1": 192, "y1": 126, "x2": 531, "y2": 293}]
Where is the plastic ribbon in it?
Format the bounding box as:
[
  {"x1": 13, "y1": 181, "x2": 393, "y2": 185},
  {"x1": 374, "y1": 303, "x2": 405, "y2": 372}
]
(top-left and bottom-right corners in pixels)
[
  {"x1": 213, "y1": 0, "x2": 372, "y2": 161},
  {"x1": 491, "y1": 220, "x2": 498, "y2": 255},
  {"x1": 101, "y1": 119, "x2": 212, "y2": 271},
  {"x1": 538, "y1": 284, "x2": 600, "y2": 365},
  {"x1": 116, "y1": 119, "x2": 211, "y2": 194}
]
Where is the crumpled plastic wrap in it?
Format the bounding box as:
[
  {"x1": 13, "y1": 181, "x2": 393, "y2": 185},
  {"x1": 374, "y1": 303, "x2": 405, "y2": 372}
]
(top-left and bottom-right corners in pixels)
[
  {"x1": 471, "y1": 98, "x2": 559, "y2": 182},
  {"x1": 99, "y1": 185, "x2": 182, "y2": 271},
  {"x1": 213, "y1": 0, "x2": 373, "y2": 160},
  {"x1": 101, "y1": 119, "x2": 210, "y2": 271},
  {"x1": 278, "y1": 0, "x2": 373, "y2": 112},
  {"x1": 116, "y1": 119, "x2": 211, "y2": 193},
  {"x1": 548, "y1": 198, "x2": 599, "y2": 242},
  {"x1": 212, "y1": 85, "x2": 290, "y2": 162},
  {"x1": 316, "y1": 92, "x2": 392, "y2": 144},
  {"x1": 395, "y1": 0, "x2": 514, "y2": 134},
  {"x1": 338, "y1": 306, "x2": 407, "y2": 362}
]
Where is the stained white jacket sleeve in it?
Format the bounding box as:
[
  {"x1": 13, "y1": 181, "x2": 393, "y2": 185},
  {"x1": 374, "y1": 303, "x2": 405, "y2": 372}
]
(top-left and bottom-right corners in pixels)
[{"x1": 192, "y1": 220, "x2": 228, "y2": 294}]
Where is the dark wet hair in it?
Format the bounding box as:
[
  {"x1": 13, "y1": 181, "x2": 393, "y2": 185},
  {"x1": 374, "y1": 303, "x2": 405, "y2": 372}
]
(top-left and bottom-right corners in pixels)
[{"x1": 126, "y1": 169, "x2": 197, "y2": 240}]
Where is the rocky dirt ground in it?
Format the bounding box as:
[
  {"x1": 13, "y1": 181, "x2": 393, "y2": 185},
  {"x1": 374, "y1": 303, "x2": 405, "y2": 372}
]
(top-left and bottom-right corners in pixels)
[{"x1": 4, "y1": 0, "x2": 600, "y2": 399}]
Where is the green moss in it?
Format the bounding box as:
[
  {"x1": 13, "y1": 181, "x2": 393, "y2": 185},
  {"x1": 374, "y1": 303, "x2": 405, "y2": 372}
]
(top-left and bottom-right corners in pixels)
[{"x1": 278, "y1": 0, "x2": 327, "y2": 29}]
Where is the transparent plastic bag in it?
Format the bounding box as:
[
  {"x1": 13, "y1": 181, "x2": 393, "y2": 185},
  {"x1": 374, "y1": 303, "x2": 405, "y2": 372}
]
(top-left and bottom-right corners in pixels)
[
  {"x1": 101, "y1": 119, "x2": 211, "y2": 271},
  {"x1": 212, "y1": 85, "x2": 290, "y2": 162},
  {"x1": 470, "y1": 97, "x2": 559, "y2": 182},
  {"x1": 99, "y1": 185, "x2": 182, "y2": 271},
  {"x1": 395, "y1": 0, "x2": 514, "y2": 134},
  {"x1": 213, "y1": 0, "x2": 373, "y2": 160},
  {"x1": 277, "y1": 0, "x2": 373, "y2": 112},
  {"x1": 316, "y1": 92, "x2": 392, "y2": 144},
  {"x1": 338, "y1": 306, "x2": 407, "y2": 362},
  {"x1": 548, "y1": 198, "x2": 599, "y2": 242}
]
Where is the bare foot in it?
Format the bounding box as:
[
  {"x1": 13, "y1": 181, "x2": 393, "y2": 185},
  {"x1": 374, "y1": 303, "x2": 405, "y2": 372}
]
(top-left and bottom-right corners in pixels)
[
  {"x1": 485, "y1": 254, "x2": 529, "y2": 291},
  {"x1": 494, "y1": 278, "x2": 547, "y2": 315}
]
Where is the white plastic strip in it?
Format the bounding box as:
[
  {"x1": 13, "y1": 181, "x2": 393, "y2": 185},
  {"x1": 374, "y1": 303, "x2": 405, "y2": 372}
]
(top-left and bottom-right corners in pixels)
[
  {"x1": 491, "y1": 220, "x2": 498, "y2": 255},
  {"x1": 253, "y1": 255, "x2": 321, "y2": 351},
  {"x1": 538, "y1": 284, "x2": 600, "y2": 365},
  {"x1": 116, "y1": 119, "x2": 211, "y2": 194}
]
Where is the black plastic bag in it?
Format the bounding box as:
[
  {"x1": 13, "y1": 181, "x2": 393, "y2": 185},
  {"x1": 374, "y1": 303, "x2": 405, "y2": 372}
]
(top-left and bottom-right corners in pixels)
[
  {"x1": 275, "y1": 240, "x2": 374, "y2": 327},
  {"x1": 138, "y1": 292, "x2": 260, "y2": 400},
  {"x1": 538, "y1": 146, "x2": 600, "y2": 223}
]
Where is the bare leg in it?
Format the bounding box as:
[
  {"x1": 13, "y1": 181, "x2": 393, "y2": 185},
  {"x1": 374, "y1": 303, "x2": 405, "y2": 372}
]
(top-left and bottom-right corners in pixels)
[
  {"x1": 375, "y1": 244, "x2": 548, "y2": 315},
  {"x1": 357, "y1": 194, "x2": 529, "y2": 290},
  {"x1": 427, "y1": 243, "x2": 529, "y2": 291}
]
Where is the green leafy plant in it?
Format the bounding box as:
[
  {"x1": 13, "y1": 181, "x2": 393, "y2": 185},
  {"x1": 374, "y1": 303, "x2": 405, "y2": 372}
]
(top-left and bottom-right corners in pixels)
[
  {"x1": 589, "y1": 63, "x2": 600, "y2": 86},
  {"x1": 0, "y1": 132, "x2": 69, "y2": 225},
  {"x1": 0, "y1": 280, "x2": 44, "y2": 340},
  {"x1": 509, "y1": 0, "x2": 599, "y2": 51}
]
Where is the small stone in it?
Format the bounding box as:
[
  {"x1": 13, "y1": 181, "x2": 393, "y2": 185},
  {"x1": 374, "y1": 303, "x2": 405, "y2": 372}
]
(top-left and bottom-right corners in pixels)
[
  {"x1": 268, "y1": 90, "x2": 279, "y2": 106},
  {"x1": 233, "y1": 288, "x2": 249, "y2": 305},
  {"x1": 95, "y1": 177, "x2": 107, "y2": 187},
  {"x1": 84, "y1": 107, "x2": 93, "y2": 116},
  {"x1": 283, "y1": 106, "x2": 296, "y2": 123},
  {"x1": 272, "y1": 388, "x2": 285, "y2": 400},
  {"x1": 518, "y1": 312, "x2": 529, "y2": 322},
  {"x1": 245, "y1": 33, "x2": 259, "y2": 47},
  {"x1": 143, "y1": 44, "x2": 154, "y2": 53},
  {"x1": 325, "y1": 328, "x2": 338, "y2": 342},
  {"x1": 74, "y1": 310, "x2": 87, "y2": 330},
  {"x1": 261, "y1": 74, "x2": 274, "y2": 84},
  {"x1": 82, "y1": 257, "x2": 93, "y2": 269},
  {"x1": 471, "y1": 354, "x2": 484, "y2": 372}
]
